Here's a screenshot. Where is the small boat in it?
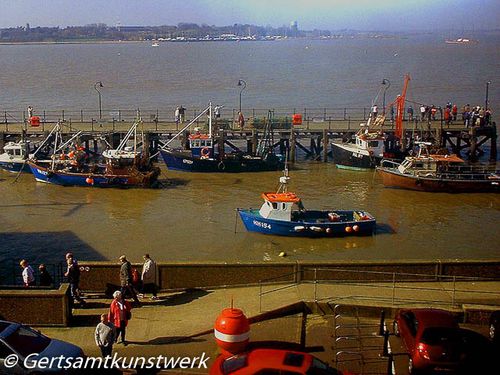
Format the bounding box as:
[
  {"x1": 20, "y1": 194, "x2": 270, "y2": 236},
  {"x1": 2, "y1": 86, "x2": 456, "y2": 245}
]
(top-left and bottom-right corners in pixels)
[
  {"x1": 0, "y1": 139, "x2": 52, "y2": 173},
  {"x1": 331, "y1": 120, "x2": 403, "y2": 170},
  {"x1": 159, "y1": 104, "x2": 284, "y2": 173},
  {"x1": 237, "y1": 168, "x2": 376, "y2": 237},
  {"x1": 376, "y1": 142, "x2": 500, "y2": 193},
  {"x1": 151, "y1": 42, "x2": 160, "y2": 47},
  {"x1": 28, "y1": 119, "x2": 160, "y2": 188},
  {"x1": 331, "y1": 75, "x2": 410, "y2": 170},
  {"x1": 0, "y1": 141, "x2": 32, "y2": 173},
  {"x1": 445, "y1": 38, "x2": 478, "y2": 45}
]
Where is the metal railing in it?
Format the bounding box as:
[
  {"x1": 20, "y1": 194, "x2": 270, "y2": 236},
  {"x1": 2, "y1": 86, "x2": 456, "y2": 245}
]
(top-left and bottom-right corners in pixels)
[{"x1": 258, "y1": 267, "x2": 500, "y2": 312}]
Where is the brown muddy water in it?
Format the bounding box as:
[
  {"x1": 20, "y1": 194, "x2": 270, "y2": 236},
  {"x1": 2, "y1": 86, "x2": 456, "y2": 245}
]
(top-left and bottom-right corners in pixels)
[{"x1": 1, "y1": 162, "x2": 499, "y2": 265}]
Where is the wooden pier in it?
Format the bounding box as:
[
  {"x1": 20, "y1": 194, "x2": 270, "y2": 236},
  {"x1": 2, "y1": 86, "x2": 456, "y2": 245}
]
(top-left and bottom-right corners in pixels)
[{"x1": 0, "y1": 119, "x2": 497, "y2": 162}]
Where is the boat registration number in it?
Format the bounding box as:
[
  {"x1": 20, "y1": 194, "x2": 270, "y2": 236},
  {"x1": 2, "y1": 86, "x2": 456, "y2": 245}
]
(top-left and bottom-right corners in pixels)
[
  {"x1": 253, "y1": 220, "x2": 272, "y2": 230},
  {"x1": 352, "y1": 152, "x2": 363, "y2": 158}
]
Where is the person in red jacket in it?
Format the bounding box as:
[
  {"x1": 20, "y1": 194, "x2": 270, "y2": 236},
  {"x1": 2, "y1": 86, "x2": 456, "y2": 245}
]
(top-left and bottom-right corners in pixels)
[{"x1": 108, "y1": 290, "x2": 132, "y2": 345}]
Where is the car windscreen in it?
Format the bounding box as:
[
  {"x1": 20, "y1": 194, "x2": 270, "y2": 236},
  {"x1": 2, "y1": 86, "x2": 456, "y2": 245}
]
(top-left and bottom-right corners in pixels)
[{"x1": 4, "y1": 326, "x2": 51, "y2": 358}]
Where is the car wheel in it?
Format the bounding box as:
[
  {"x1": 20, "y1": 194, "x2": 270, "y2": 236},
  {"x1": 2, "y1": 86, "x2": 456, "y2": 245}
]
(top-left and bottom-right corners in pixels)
[{"x1": 393, "y1": 320, "x2": 400, "y2": 337}]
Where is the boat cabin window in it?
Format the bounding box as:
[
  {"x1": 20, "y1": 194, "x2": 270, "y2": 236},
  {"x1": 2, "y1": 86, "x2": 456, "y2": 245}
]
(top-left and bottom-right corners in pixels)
[
  {"x1": 272, "y1": 202, "x2": 278, "y2": 209},
  {"x1": 368, "y1": 141, "x2": 379, "y2": 147},
  {"x1": 190, "y1": 139, "x2": 212, "y2": 148}
]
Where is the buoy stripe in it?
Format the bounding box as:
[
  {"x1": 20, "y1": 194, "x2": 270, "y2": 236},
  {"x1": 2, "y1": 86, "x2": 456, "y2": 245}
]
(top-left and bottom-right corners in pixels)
[{"x1": 214, "y1": 329, "x2": 249, "y2": 343}]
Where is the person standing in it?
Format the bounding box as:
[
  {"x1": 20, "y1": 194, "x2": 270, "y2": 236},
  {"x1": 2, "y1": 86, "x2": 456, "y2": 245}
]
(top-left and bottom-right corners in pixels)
[
  {"x1": 95, "y1": 313, "x2": 115, "y2": 357},
  {"x1": 174, "y1": 107, "x2": 180, "y2": 125},
  {"x1": 27, "y1": 106, "x2": 33, "y2": 119},
  {"x1": 65, "y1": 254, "x2": 85, "y2": 306},
  {"x1": 20, "y1": 260, "x2": 35, "y2": 287},
  {"x1": 140, "y1": 254, "x2": 158, "y2": 300},
  {"x1": 406, "y1": 106, "x2": 413, "y2": 121},
  {"x1": 108, "y1": 291, "x2": 131, "y2": 345},
  {"x1": 452, "y1": 104, "x2": 458, "y2": 122},
  {"x1": 38, "y1": 264, "x2": 53, "y2": 287},
  {"x1": 420, "y1": 105, "x2": 426, "y2": 121},
  {"x1": 178, "y1": 105, "x2": 186, "y2": 124},
  {"x1": 119, "y1": 255, "x2": 139, "y2": 303},
  {"x1": 371, "y1": 104, "x2": 378, "y2": 119},
  {"x1": 237, "y1": 111, "x2": 245, "y2": 129}
]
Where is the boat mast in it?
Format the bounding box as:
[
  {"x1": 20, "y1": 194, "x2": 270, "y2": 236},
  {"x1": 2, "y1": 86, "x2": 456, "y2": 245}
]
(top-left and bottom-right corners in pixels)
[{"x1": 208, "y1": 102, "x2": 212, "y2": 138}]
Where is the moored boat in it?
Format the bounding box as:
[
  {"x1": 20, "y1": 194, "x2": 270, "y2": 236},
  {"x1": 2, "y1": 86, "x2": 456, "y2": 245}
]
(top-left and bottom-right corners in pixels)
[
  {"x1": 237, "y1": 168, "x2": 376, "y2": 237},
  {"x1": 0, "y1": 141, "x2": 32, "y2": 173},
  {"x1": 376, "y1": 142, "x2": 500, "y2": 193},
  {"x1": 28, "y1": 119, "x2": 160, "y2": 188},
  {"x1": 158, "y1": 104, "x2": 284, "y2": 173}
]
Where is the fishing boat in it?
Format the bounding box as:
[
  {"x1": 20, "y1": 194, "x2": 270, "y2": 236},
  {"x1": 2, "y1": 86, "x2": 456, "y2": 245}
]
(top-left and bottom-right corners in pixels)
[
  {"x1": 28, "y1": 119, "x2": 160, "y2": 187},
  {"x1": 376, "y1": 142, "x2": 500, "y2": 193},
  {"x1": 0, "y1": 141, "x2": 32, "y2": 173},
  {"x1": 331, "y1": 75, "x2": 410, "y2": 170},
  {"x1": 158, "y1": 104, "x2": 284, "y2": 173},
  {"x1": 237, "y1": 168, "x2": 376, "y2": 237}
]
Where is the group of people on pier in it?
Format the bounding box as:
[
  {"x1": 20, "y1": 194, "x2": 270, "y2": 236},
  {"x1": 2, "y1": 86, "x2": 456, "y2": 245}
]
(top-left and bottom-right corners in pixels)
[{"x1": 19, "y1": 252, "x2": 159, "y2": 356}]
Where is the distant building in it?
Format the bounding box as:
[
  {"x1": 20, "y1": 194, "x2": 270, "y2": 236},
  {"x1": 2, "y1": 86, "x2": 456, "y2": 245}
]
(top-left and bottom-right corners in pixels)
[{"x1": 289, "y1": 21, "x2": 298, "y2": 37}]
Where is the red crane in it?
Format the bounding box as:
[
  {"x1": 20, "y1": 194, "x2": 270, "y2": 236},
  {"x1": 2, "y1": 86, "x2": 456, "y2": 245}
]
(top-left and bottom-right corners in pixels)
[{"x1": 391, "y1": 74, "x2": 411, "y2": 139}]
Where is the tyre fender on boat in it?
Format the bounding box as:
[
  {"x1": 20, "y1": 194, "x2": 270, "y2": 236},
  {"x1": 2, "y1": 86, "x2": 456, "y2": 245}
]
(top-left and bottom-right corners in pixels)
[{"x1": 200, "y1": 147, "x2": 210, "y2": 158}]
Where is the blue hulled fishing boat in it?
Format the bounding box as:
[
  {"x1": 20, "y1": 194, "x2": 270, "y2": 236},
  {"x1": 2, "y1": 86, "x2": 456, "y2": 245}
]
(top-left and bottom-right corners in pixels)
[{"x1": 237, "y1": 168, "x2": 376, "y2": 237}]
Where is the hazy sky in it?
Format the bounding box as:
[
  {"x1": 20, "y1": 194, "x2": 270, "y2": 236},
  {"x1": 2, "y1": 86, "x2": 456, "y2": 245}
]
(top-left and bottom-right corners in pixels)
[{"x1": 1, "y1": 0, "x2": 499, "y2": 31}]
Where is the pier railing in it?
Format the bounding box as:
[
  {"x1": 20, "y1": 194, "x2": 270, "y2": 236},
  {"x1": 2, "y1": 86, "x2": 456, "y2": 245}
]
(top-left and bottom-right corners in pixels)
[
  {"x1": 1, "y1": 106, "x2": 460, "y2": 132},
  {"x1": 258, "y1": 267, "x2": 500, "y2": 312}
]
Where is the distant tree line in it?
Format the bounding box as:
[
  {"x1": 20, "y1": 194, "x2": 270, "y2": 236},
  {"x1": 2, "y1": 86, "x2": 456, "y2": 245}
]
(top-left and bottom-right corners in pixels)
[{"x1": 0, "y1": 23, "x2": 332, "y2": 42}]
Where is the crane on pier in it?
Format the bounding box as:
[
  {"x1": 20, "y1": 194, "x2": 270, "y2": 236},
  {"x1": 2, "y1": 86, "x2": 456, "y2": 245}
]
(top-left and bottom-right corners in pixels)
[{"x1": 390, "y1": 74, "x2": 411, "y2": 140}]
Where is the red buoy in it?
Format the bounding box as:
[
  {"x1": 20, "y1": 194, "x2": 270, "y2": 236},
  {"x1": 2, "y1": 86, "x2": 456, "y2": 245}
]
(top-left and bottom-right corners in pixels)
[
  {"x1": 214, "y1": 307, "x2": 250, "y2": 356},
  {"x1": 353, "y1": 225, "x2": 359, "y2": 232},
  {"x1": 85, "y1": 177, "x2": 94, "y2": 185},
  {"x1": 345, "y1": 226, "x2": 352, "y2": 233}
]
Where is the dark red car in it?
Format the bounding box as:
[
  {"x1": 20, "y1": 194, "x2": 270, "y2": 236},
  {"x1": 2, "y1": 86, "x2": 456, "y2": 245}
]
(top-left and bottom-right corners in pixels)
[
  {"x1": 393, "y1": 308, "x2": 497, "y2": 374},
  {"x1": 210, "y1": 348, "x2": 355, "y2": 375}
]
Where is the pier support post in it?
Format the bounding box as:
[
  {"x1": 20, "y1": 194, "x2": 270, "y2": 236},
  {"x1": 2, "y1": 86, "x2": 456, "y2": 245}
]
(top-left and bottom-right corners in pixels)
[
  {"x1": 490, "y1": 123, "x2": 497, "y2": 161},
  {"x1": 218, "y1": 130, "x2": 225, "y2": 158},
  {"x1": 290, "y1": 129, "x2": 296, "y2": 163},
  {"x1": 469, "y1": 127, "x2": 477, "y2": 161},
  {"x1": 251, "y1": 129, "x2": 257, "y2": 156},
  {"x1": 0, "y1": 132, "x2": 4, "y2": 153},
  {"x1": 322, "y1": 129, "x2": 328, "y2": 162}
]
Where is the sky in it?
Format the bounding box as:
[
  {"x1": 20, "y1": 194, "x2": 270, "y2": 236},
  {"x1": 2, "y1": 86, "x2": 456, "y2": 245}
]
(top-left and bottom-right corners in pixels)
[{"x1": 0, "y1": 0, "x2": 499, "y2": 31}]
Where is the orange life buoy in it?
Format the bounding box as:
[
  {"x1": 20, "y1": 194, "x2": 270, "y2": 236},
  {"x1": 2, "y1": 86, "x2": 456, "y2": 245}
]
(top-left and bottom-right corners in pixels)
[{"x1": 200, "y1": 147, "x2": 210, "y2": 158}]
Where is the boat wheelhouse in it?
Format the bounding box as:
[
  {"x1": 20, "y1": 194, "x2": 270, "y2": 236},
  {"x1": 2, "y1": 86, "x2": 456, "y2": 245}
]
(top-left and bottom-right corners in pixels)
[{"x1": 0, "y1": 141, "x2": 31, "y2": 173}]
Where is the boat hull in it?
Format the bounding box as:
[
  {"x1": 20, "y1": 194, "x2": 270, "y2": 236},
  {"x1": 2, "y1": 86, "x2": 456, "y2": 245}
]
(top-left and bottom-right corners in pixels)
[
  {"x1": 28, "y1": 162, "x2": 158, "y2": 188},
  {"x1": 377, "y1": 167, "x2": 500, "y2": 193},
  {"x1": 238, "y1": 209, "x2": 376, "y2": 237},
  {"x1": 331, "y1": 142, "x2": 380, "y2": 170},
  {"x1": 160, "y1": 150, "x2": 283, "y2": 173},
  {"x1": 0, "y1": 160, "x2": 31, "y2": 173}
]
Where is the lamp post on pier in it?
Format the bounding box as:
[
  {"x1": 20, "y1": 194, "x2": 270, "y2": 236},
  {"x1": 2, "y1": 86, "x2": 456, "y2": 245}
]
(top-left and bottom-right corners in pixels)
[
  {"x1": 237, "y1": 79, "x2": 246, "y2": 114},
  {"x1": 485, "y1": 81, "x2": 491, "y2": 110},
  {"x1": 94, "y1": 81, "x2": 103, "y2": 120},
  {"x1": 382, "y1": 78, "x2": 391, "y2": 115}
]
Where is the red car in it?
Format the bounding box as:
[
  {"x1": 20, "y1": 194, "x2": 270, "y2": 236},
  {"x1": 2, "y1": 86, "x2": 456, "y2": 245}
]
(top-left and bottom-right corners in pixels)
[
  {"x1": 210, "y1": 348, "x2": 355, "y2": 375},
  {"x1": 393, "y1": 308, "x2": 497, "y2": 374}
]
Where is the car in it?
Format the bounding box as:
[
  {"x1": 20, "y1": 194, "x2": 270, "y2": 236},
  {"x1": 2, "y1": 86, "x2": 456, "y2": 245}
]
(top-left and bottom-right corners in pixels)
[
  {"x1": 209, "y1": 348, "x2": 355, "y2": 375},
  {"x1": 489, "y1": 310, "x2": 500, "y2": 344},
  {"x1": 0, "y1": 320, "x2": 85, "y2": 374},
  {"x1": 393, "y1": 308, "x2": 498, "y2": 374}
]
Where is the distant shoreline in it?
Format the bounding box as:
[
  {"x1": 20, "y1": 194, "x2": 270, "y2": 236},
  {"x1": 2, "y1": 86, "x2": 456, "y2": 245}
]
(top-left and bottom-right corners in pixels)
[{"x1": 0, "y1": 40, "x2": 145, "y2": 46}]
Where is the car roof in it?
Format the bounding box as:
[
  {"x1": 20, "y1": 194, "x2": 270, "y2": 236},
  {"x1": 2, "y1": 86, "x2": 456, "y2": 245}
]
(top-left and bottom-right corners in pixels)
[
  {"x1": 408, "y1": 308, "x2": 457, "y2": 328},
  {"x1": 241, "y1": 349, "x2": 313, "y2": 373}
]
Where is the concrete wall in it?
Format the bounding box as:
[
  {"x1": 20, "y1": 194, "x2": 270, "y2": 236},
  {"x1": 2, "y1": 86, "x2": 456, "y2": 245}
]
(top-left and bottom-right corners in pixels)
[
  {"x1": 0, "y1": 284, "x2": 71, "y2": 326},
  {"x1": 77, "y1": 260, "x2": 500, "y2": 292}
]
